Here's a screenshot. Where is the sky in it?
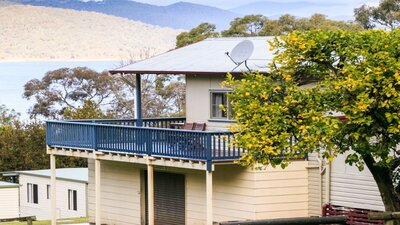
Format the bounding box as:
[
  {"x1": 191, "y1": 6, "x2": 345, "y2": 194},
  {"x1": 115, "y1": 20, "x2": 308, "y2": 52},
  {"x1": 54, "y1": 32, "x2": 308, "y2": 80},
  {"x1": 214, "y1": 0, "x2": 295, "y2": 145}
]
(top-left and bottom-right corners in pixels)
[{"x1": 129, "y1": 0, "x2": 380, "y2": 9}]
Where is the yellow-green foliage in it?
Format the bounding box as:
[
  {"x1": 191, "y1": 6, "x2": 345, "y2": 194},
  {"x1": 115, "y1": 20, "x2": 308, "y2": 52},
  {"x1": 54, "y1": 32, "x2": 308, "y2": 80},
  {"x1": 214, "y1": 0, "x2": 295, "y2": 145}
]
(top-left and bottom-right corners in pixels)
[{"x1": 225, "y1": 29, "x2": 400, "y2": 170}]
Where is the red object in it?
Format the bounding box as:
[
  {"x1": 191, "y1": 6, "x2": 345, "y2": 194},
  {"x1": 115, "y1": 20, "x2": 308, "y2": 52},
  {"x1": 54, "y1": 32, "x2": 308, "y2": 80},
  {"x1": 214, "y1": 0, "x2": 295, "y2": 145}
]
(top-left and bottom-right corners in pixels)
[{"x1": 322, "y1": 204, "x2": 384, "y2": 225}]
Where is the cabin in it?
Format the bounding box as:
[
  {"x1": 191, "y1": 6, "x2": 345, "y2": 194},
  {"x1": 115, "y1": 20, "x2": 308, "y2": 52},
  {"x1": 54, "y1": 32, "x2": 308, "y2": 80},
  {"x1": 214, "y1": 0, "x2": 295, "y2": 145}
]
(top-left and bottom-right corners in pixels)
[
  {"x1": 14, "y1": 168, "x2": 88, "y2": 220},
  {"x1": 45, "y1": 36, "x2": 385, "y2": 225},
  {"x1": 0, "y1": 181, "x2": 19, "y2": 219}
]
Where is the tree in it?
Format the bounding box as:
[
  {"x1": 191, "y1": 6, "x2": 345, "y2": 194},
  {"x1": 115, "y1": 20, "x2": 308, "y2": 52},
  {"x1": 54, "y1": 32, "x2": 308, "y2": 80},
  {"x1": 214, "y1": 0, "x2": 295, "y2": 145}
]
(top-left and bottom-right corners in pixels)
[
  {"x1": 23, "y1": 67, "x2": 121, "y2": 119},
  {"x1": 355, "y1": 0, "x2": 400, "y2": 29},
  {"x1": 0, "y1": 105, "x2": 86, "y2": 172},
  {"x1": 63, "y1": 100, "x2": 112, "y2": 119},
  {"x1": 260, "y1": 14, "x2": 362, "y2": 36},
  {"x1": 221, "y1": 15, "x2": 267, "y2": 37},
  {"x1": 0, "y1": 105, "x2": 20, "y2": 126},
  {"x1": 177, "y1": 14, "x2": 361, "y2": 47},
  {"x1": 225, "y1": 30, "x2": 400, "y2": 214},
  {"x1": 176, "y1": 22, "x2": 219, "y2": 48}
]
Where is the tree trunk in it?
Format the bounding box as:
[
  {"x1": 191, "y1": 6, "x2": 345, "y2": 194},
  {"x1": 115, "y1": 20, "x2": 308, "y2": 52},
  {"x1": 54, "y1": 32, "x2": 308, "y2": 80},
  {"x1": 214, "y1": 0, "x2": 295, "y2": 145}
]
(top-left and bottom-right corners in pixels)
[{"x1": 363, "y1": 154, "x2": 400, "y2": 225}]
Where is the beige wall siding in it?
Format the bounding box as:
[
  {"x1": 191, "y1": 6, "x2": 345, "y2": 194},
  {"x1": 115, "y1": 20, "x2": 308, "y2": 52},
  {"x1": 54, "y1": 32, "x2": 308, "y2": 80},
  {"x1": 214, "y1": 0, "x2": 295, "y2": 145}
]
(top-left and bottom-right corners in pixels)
[
  {"x1": 0, "y1": 187, "x2": 19, "y2": 219},
  {"x1": 88, "y1": 159, "x2": 142, "y2": 225},
  {"x1": 253, "y1": 161, "x2": 309, "y2": 219},
  {"x1": 186, "y1": 74, "x2": 232, "y2": 130},
  {"x1": 88, "y1": 160, "x2": 309, "y2": 224},
  {"x1": 213, "y1": 165, "x2": 256, "y2": 222},
  {"x1": 19, "y1": 174, "x2": 87, "y2": 220},
  {"x1": 330, "y1": 153, "x2": 384, "y2": 211},
  {"x1": 307, "y1": 153, "x2": 326, "y2": 216}
]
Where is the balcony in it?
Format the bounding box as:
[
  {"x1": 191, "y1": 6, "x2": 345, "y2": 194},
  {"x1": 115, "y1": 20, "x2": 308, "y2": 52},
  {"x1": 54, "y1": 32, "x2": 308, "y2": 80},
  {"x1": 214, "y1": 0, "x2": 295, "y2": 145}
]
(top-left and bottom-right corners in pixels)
[{"x1": 46, "y1": 118, "x2": 243, "y2": 170}]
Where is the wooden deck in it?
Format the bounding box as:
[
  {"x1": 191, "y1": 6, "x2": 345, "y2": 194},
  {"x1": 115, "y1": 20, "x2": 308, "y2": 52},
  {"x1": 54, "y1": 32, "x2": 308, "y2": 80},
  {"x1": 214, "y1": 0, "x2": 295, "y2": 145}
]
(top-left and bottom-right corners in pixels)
[{"x1": 46, "y1": 118, "x2": 244, "y2": 171}]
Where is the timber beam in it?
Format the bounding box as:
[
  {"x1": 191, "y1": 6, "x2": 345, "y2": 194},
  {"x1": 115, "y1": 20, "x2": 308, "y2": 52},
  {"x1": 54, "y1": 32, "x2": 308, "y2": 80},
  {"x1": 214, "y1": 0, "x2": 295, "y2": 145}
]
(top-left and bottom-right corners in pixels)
[{"x1": 47, "y1": 146, "x2": 214, "y2": 171}]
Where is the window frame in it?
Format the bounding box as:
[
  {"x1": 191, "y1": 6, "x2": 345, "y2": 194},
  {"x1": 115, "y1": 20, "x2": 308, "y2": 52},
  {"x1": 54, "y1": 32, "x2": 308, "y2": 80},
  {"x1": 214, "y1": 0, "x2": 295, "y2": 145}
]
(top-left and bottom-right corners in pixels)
[
  {"x1": 47, "y1": 184, "x2": 51, "y2": 200},
  {"x1": 27, "y1": 183, "x2": 38, "y2": 204},
  {"x1": 209, "y1": 89, "x2": 233, "y2": 121},
  {"x1": 68, "y1": 189, "x2": 77, "y2": 211}
]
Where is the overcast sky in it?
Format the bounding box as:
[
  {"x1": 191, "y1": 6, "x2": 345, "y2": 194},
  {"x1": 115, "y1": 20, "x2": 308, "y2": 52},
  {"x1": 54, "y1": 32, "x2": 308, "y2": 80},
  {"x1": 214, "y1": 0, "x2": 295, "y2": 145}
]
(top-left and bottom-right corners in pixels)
[{"x1": 131, "y1": 0, "x2": 380, "y2": 9}]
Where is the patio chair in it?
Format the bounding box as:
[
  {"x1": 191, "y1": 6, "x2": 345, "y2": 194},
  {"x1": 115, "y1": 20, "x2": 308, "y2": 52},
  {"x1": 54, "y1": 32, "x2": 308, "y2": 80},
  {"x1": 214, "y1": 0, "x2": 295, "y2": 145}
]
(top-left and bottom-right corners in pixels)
[
  {"x1": 182, "y1": 122, "x2": 195, "y2": 130},
  {"x1": 193, "y1": 122, "x2": 206, "y2": 131},
  {"x1": 170, "y1": 122, "x2": 206, "y2": 156}
]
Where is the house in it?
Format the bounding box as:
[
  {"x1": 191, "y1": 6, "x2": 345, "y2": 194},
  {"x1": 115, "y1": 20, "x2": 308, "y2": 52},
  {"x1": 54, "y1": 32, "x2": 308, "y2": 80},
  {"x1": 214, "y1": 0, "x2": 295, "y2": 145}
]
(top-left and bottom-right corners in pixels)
[
  {"x1": 0, "y1": 181, "x2": 19, "y2": 219},
  {"x1": 45, "y1": 36, "x2": 385, "y2": 225},
  {"x1": 14, "y1": 168, "x2": 88, "y2": 220}
]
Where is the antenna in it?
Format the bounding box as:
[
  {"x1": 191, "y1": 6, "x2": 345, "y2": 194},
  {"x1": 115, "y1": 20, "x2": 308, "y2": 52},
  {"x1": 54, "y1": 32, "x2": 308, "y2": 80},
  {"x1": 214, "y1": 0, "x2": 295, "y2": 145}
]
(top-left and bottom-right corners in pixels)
[{"x1": 225, "y1": 40, "x2": 254, "y2": 71}]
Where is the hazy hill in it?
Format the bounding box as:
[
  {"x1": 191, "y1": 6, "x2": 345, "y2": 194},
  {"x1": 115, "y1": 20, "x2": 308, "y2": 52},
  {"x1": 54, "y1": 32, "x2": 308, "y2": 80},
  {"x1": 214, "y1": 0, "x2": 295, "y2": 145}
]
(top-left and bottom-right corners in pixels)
[
  {"x1": 231, "y1": 1, "x2": 354, "y2": 20},
  {"x1": 11, "y1": 0, "x2": 239, "y2": 30},
  {"x1": 0, "y1": 4, "x2": 182, "y2": 61}
]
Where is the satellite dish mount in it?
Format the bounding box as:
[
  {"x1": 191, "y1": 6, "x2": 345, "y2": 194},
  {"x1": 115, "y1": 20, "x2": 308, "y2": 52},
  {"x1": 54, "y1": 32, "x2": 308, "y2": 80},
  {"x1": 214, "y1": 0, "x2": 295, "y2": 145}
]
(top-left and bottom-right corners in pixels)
[{"x1": 225, "y1": 40, "x2": 254, "y2": 71}]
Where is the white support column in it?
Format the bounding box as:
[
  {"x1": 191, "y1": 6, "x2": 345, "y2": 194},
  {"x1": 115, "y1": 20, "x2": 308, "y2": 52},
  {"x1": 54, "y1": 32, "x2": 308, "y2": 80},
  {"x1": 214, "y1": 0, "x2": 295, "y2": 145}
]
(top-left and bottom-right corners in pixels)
[
  {"x1": 147, "y1": 160, "x2": 154, "y2": 225},
  {"x1": 95, "y1": 158, "x2": 102, "y2": 225},
  {"x1": 50, "y1": 154, "x2": 57, "y2": 225},
  {"x1": 206, "y1": 170, "x2": 213, "y2": 225}
]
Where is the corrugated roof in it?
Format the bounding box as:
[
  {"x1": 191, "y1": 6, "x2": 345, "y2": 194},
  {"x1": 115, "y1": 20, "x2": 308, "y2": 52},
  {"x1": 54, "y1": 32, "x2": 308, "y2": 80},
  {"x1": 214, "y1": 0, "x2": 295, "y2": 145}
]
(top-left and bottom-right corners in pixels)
[
  {"x1": 0, "y1": 181, "x2": 19, "y2": 188},
  {"x1": 110, "y1": 36, "x2": 274, "y2": 75},
  {"x1": 17, "y1": 168, "x2": 88, "y2": 183}
]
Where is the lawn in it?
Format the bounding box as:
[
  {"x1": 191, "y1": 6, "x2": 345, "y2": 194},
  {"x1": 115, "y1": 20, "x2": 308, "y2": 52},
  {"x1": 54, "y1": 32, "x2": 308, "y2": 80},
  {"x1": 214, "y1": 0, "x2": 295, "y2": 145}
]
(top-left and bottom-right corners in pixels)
[{"x1": 0, "y1": 217, "x2": 88, "y2": 225}]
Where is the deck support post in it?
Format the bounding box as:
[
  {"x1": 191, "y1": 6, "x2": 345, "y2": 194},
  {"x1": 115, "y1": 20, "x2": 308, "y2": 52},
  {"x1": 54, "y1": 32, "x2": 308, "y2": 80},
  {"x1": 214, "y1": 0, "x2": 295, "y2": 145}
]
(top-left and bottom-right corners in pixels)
[
  {"x1": 147, "y1": 158, "x2": 155, "y2": 225},
  {"x1": 50, "y1": 154, "x2": 57, "y2": 225},
  {"x1": 206, "y1": 170, "x2": 213, "y2": 225},
  {"x1": 136, "y1": 74, "x2": 142, "y2": 127},
  {"x1": 95, "y1": 157, "x2": 102, "y2": 225}
]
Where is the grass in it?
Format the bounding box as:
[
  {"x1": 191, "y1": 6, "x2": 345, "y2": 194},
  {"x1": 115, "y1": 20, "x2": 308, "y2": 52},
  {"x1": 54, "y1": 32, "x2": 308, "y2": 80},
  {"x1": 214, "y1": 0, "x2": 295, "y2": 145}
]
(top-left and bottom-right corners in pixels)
[{"x1": 1, "y1": 217, "x2": 88, "y2": 225}]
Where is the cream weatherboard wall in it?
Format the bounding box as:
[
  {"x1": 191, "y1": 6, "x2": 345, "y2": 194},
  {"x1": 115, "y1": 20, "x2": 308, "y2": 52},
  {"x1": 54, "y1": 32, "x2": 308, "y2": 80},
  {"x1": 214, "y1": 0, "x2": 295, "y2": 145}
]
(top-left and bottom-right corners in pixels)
[
  {"x1": 330, "y1": 152, "x2": 384, "y2": 211},
  {"x1": 0, "y1": 182, "x2": 19, "y2": 219},
  {"x1": 307, "y1": 153, "x2": 327, "y2": 216},
  {"x1": 88, "y1": 159, "x2": 309, "y2": 225},
  {"x1": 87, "y1": 160, "x2": 142, "y2": 225},
  {"x1": 19, "y1": 175, "x2": 87, "y2": 220},
  {"x1": 186, "y1": 74, "x2": 231, "y2": 131}
]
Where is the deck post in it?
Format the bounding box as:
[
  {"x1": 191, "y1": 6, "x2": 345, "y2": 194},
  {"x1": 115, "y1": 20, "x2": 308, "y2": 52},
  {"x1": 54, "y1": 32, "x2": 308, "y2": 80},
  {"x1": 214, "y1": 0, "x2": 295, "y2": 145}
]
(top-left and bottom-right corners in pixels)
[
  {"x1": 95, "y1": 157, "x2": 102, "y2": 225},
  {"x1": 50, "y1": 154, "x2": 57, "y2": 225},
  {"x1": 206, "y1": 170, "x2": 213, "y2": 225},
  {"x1": 136, "y1": 74, "x2": 142, "y2": 127},
  {"x1": 147, "y1": 158, "x2": 155, "y2": 225}
]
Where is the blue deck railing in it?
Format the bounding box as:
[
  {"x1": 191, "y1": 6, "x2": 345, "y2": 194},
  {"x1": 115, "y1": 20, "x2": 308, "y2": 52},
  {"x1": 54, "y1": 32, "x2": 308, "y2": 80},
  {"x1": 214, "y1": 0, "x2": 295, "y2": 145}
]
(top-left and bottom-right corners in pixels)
[{"x1": 46, "y1": 118, "x2": 243, "y2": 169}]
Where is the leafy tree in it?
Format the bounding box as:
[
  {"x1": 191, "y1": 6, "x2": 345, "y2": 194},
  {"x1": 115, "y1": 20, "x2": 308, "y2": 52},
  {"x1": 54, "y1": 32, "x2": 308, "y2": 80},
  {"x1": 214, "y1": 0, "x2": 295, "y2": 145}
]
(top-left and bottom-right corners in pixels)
[
  {"x1": 23, "y1": 67, "x2": 121, "y2": 119},
  {"x1": 260, "y1": 14, "x2": 362, "y2": 36},
  {"x1": 63, "y1": 100, "x2": 112, "y2": 119},
  {"x1": 0, "y1": 106, "x2": 86, "y2": 173},
  {"x1": 177, "y1": 14, "x2": 361, "y2": 47},
  {"x1": 176, "y1": 22, "x2": 219, "y2": 48},
  {"x1": 141, "y1": 74, "x2": 186, "y2": 117},
  {"x1": 225, "y1": 30, "x2": 400, "y2": 213},
  {"x1": 0, "y1": 105, "x2": 20, "y2": 126},
  {"x1": 221, "y1": 15, "x2": 267, "y2": 37},
  {"x1": 355, "y1": 0, "x2": 400, "y2": 29}
]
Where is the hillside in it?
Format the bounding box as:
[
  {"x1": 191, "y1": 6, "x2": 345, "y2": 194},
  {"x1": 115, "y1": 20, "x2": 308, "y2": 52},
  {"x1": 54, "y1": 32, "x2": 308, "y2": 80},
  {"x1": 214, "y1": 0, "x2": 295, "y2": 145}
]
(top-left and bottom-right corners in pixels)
[
  {"x1": 0, "y1": 4, "x2": 182, "y2": 61},
  {"x1": 10, "y1": 0, "x2": 239, "y2": 30}
]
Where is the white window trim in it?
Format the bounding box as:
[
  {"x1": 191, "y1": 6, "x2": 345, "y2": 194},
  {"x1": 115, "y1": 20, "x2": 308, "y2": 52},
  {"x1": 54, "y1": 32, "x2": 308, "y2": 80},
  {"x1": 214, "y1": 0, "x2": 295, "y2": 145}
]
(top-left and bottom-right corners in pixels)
[
  {"x1": 27, "y1": 183, "x2": 38, "y2": 204},
  {"x1": 68, "y1": 189, "x2": 77, "y2": 211},
  {"x1": 209, "y1": 89, "x2": 233, "y2": 121}
]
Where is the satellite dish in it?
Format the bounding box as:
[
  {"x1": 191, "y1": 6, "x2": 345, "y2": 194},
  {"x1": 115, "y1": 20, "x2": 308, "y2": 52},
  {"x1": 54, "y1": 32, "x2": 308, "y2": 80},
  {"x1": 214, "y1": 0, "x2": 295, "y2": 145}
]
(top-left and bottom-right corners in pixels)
[{"x1": 226, "y1": 40, "x2": 254, "y2": 71}]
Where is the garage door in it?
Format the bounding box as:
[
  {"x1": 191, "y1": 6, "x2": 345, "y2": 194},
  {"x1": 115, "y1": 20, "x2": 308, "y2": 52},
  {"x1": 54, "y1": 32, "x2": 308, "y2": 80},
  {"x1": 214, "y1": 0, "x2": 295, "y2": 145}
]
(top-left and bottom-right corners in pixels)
[{"x1": 145, "y1": 171, "x2": 185, "y2": 225}]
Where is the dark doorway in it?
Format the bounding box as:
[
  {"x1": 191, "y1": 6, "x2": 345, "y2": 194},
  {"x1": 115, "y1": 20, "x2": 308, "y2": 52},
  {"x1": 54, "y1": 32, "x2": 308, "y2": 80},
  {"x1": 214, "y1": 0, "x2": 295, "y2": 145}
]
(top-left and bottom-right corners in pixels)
[{"x1": 145, "y1": 171, "x2": 185, "y2": 225}]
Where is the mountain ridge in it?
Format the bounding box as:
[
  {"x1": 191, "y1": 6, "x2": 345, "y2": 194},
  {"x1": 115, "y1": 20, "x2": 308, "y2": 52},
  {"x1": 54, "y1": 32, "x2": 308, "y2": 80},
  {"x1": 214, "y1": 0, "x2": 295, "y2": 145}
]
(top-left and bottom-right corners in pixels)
[
  {"x1": 9, "y1": 0, "x2": 239, "y2": 30},
  {"x1": 0, "y1": 4, "x2": 181, "y2": 61}
]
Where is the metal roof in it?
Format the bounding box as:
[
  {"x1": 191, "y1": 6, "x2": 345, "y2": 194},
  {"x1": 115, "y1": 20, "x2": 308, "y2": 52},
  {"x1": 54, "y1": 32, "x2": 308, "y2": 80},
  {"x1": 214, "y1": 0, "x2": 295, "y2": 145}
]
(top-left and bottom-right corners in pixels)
[
  {"x1": 17, "y1": 168, "x2": 88, "y2": 183},
  {"x1": 110, "y1": 36, "x2": 274, "y2": 75},
  {"x1": 0, "y1": 181, "x2": 19, "y2": 189}
]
